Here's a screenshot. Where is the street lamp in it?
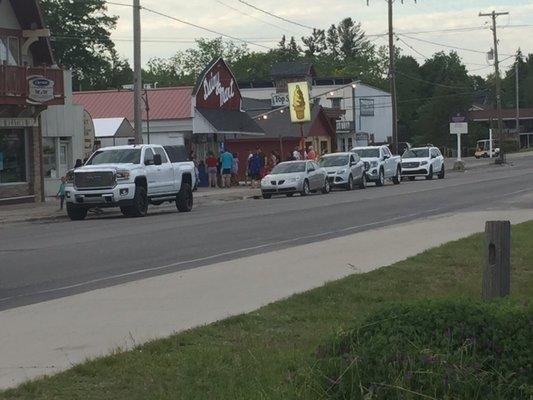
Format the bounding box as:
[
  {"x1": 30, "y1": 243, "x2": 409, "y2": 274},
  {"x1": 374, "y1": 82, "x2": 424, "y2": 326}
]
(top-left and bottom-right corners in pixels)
[{"x1": 351, "y1": 82, "x2": 357, "y2": 143}]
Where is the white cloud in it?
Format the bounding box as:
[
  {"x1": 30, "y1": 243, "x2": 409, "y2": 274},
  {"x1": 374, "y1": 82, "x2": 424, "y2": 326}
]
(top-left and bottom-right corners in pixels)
[{"x1": 104, "y1": 0, "x2": 533, "y2": 76}]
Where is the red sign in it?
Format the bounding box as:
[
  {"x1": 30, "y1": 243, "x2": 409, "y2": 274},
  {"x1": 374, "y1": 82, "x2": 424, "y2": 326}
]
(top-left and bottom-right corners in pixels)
[{"x1": 194, "y1": 58, "x2": 241, "y2": 111}]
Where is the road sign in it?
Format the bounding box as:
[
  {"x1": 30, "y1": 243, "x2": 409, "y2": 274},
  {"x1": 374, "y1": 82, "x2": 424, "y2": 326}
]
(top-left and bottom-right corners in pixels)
[{"x1": 450, "y1": 122, "x2": 468, "y2": 135}]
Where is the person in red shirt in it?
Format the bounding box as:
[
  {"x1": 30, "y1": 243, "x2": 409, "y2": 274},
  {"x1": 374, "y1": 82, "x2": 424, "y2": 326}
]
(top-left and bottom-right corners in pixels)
[
  {"x1": 307, "y1": 145, "x2": 317, "y2": 160},
  {"x1": 205, "y1": 151, "x2": 218, "y2": 188}
]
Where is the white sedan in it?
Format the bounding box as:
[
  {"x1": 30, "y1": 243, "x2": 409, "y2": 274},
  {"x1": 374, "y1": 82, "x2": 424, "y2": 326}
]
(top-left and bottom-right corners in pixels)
[{"x1": 261, "y1": 161, "x2": 330, "y2": 198}]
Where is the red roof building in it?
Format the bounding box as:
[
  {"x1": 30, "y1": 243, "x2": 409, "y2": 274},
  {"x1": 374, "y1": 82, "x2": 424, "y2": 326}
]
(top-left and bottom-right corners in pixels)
[{"x1": 73, "y1": 87, "x2": 194, "y2": 147}]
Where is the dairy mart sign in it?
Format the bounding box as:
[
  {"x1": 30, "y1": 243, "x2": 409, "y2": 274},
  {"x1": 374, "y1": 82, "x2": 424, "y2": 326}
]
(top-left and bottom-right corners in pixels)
[{"x1": 28, "y1": 76, "x2": 55, "y2": 104}]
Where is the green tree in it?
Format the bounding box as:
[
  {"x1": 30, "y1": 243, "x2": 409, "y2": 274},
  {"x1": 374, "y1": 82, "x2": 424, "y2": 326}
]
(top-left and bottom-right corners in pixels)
[
  {"x1": 336, "y1": 18, "x2": 370, "y2": 60},
  {"x1": 326, "y1": 24, "x2": 340, "y2": 59},
  {"x1": 302, "y1": 29, "x2": 326, "y2": 57},
  {"x1": 41, "y1": 0, "x2": 122, "y2": 90}
]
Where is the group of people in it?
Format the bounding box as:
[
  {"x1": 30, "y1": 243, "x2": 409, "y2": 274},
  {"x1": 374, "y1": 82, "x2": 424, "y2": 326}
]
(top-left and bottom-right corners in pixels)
[{"x1": 204, "y1": 149, "x2": 240, "y2": 189}]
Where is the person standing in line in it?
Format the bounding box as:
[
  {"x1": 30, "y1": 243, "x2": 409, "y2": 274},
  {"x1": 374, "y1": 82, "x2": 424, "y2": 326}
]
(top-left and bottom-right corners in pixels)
[
  {"x1": 292, "y1": 146, "x2": 301, "y2": 160},
  {"x1": 205, "y1": 151, "x2": 218, "y2": 188},
  {"x1": 245, "y1": 149, "x2": 253, "y2": 186},
  {"x1": 57, "y1": 176, "x2": 66, "y2": 211},
  {"x1": 248, "y1": 149, "x2": 263, "y2": 188},
  {"x1": 307, "y1": 145, "x2": 316, "y2": 161},
  {"x1": 232, "y1": 152, "x2": 239, "y2": 186},
  {"x1": 220, "y1": 148, "x2": 234, "y2": 188}
]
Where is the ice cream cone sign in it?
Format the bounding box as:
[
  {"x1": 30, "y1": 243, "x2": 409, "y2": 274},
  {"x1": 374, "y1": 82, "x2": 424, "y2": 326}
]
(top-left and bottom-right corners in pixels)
[{"x1": 288, "y1": 82, "x2": 311, "y2": 123}]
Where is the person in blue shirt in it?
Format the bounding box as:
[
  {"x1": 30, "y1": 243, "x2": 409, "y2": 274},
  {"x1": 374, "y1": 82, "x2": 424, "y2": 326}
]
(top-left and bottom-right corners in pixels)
[
  {"x1": 57, "y1": 176, "x2": 66, "y2": 210},
  {"x1": 220, "y1": 149, "x2": 234, "y2": 188},
  {"x1": 248, "y1": 149, "x2": 263, "y2": 189}
]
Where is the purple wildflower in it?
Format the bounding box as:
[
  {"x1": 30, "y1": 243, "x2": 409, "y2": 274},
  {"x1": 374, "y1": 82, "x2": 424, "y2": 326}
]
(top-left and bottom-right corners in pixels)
[
  {"x1": 443, "y1": 375, "x2": 449, "y2": 385},
  {"x1": 495, "y1": 346, "x2": 502, "y2": 355},
  {"x1": 404, "y1": 371, "x2": 414, "y2": 381},
  {"x1": 314, "y1": 346, "x2": 325, "y2": 359},
  {"x1": 443, "y1": 327, "x2": 452, "y2": 338}
]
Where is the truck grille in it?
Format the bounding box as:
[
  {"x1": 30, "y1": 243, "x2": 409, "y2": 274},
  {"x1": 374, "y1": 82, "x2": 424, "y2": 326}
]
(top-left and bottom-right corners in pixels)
[
  {"x1": 363, "y1": 162, "x2": 370, "y2": 171},
  {"x1": 74, "y1": 171, "x2": 115, "y2": 189},
  {"x1": 402, "y1": 162, "x2": 420, "y2": 168}
]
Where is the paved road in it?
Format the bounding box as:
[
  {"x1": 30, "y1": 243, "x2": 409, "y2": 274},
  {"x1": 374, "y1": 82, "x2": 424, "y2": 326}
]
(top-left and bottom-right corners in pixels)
[{"x1": 1, "y1": 156, "x2": 533, "y2": 311}]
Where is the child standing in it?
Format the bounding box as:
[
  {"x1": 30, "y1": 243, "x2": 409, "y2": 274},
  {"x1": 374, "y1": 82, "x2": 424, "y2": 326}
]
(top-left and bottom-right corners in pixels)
[{"x1": 57, "y1": 176, "x2": 66, "y2": 210}]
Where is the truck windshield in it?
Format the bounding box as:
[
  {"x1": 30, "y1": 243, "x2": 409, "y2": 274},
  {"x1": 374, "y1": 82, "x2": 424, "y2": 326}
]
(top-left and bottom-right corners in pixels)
[
  {"x1": 353, "y1": 148, "x2": 379, "y2": 158},
  {"x1": 403, "y1": 149, "x2": 429, "y2": 158},
  {"x1": 319, "y1": 155, "x2": 349, "y2": 167},
  {"x1": 271, "y1": 162, "x2": 306, "y2": 174},
  {"x1": 86, "y1": 149, "x2": 142, "y2": 165}
]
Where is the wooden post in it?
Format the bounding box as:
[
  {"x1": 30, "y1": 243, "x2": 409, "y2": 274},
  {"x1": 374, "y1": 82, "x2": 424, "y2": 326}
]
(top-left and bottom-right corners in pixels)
[{"x1": 483, "y1": 221, "x2": 511, "y2": 299}]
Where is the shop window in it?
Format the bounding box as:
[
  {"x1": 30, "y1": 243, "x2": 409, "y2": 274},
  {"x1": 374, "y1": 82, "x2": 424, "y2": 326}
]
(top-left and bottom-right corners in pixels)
[
  {"x1": 0, "y1": 131, "x2": 27, "y2": 184},
  {"x1": 330, "y1": 97, "x2": 342, "y2": 109},
  {"x1": 0, "y1": 37, "x2": 19, "y2": 65},
  {"x1": 43, "y1": 138, "x2": 57, "y2": 178},
  {"x1": 347, "y1": 138, "x2": 353, "y2": 150}
]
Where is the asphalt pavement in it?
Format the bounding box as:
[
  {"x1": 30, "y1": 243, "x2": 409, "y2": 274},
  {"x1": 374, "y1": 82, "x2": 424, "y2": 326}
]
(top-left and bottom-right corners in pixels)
[{"x1": 1, "y1": 154, "x2": 533, "y2": 311}]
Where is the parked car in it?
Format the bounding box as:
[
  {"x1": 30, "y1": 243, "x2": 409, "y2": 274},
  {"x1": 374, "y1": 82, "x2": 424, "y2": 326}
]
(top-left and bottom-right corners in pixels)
[
  {"x1": 318, "y1": 152, "x2": 366, "y2": 190},
  {"x1": 351, "y1": 145, "x2": 402, "y2": 186},
  {"x1": 475, "y1": 139, "x2": 500, "y2": 159},
  {"x1": 401, "y1": 146, "x2": 445, "y2": 180},
  {"x1": 65, "y1": 144, "x2": 196, "y2": 220},
  {"x1": 164, "y1": 145, "x2": 199, "y2": 190},
  {"x1": 260, "y1": 160, "x2": 330, "y2": 198}
]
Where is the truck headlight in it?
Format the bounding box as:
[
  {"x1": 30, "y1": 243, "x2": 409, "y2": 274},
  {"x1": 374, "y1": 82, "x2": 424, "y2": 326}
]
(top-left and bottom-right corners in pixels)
[
  {"x1": 116, "y1": 170, "x2": 130, "y2": 180},
  {"x1": 66, "y1": 170, "x2": 74, "y2": 183},
  {"x1": 421, "y1": 161, "x2": 428, "y2": 166}
]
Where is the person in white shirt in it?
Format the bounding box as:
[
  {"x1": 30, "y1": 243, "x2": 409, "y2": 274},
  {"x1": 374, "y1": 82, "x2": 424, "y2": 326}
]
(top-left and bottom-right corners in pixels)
[{"x1": 292, "y1": 146, "x2": 301, "y2": 160}]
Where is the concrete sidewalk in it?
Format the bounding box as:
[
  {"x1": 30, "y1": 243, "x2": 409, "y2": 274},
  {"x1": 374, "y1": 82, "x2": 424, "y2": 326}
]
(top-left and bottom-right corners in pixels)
[
  {"x1": 0, "y1": 186, "x2": 261, "y2": 225},
  {"x1": 1, "y1": 209, "x2": 532, "y2": 389}
]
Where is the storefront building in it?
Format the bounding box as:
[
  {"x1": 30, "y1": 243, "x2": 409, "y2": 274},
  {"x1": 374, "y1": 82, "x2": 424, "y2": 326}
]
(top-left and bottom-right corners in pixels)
[{"x1": 0, "y1": 0, "x2": 65, "y2": 204}]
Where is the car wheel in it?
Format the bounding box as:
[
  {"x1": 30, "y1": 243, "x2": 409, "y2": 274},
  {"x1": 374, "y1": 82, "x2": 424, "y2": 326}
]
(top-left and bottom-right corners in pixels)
[
  {"x1": 392, "y1": 167, "x2": 401, "y2": 185},
  {"x1": 321, "y1": 179, "x2": 331, "y2": 194},
  {"x1": 176, "y1": 183, "x2": 193, "y2": 212},
  {"x1": 375, "y1": 168, "x2": 385, "y2": 186},
  {"x1": 408, "y1": 176, "x2": 416, "y2": 181},
  {"x1": 346, "y1": 175, "x2": 354, "y2": 191},
  {"x1": 358, "y1": 173, "x2": 366, "y2": 189},
  {"x1": 438, "y1": 165, "x2": 445, "y2": 179},
  {"x1": 426, "y1": 166, "x2": 434, "y2": 180},
  {"x1": 66, "y1": 203, "x2": 87, "y2": 221},
  {"x1": 301, "y1": 180, "x2": 310, "y2": 196},
  {"x1": 125, "y1": 185, "x2": 148, "y2": 217}
]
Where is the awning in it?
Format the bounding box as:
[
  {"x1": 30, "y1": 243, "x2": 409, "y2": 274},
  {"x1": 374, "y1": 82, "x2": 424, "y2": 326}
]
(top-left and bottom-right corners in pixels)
[{"x1": 194, "y1": 107, "x2": 264, "y2": 136}]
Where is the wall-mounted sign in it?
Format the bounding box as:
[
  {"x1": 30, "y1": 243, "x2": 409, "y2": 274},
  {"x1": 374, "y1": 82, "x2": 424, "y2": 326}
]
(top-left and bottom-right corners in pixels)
[
  {"x1": 83, "y1": 110, "x2": 95, "y2": 159},
  {"x1": 360, "y1": 98, "x2": 375, "y2": 117},
  {"x1": 288, "y1": 82, "x2": 311, "y2": 123},
  {"x1": 0, "y1": 117, "x2": 38, "y2": 128},
  {"x1": 28, "y1": 76, "x2": 55, "y2": 103},
  {"x1": 194, "y1": 58, "x2": 241, "y2": 111},
  {"x1": 271, "y1": 92, "x2": 289, "y2": 107}
]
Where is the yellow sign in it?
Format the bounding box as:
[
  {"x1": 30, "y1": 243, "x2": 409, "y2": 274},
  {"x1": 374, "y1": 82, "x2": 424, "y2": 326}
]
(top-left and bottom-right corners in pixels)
[{"x1": 288, "y1": 82, "x2": 311, "y2": 123}]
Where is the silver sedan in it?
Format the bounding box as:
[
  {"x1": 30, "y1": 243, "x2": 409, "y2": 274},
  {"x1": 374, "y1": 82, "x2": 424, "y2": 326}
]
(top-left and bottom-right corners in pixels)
[{"x1": 261, "y1": 161, "x2": 330, "y2": 199}]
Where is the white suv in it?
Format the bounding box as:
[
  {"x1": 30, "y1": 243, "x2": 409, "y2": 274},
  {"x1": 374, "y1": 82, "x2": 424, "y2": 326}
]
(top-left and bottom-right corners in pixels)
[{"x1": 401, "y1": 146, "x2": 445, "y2": 181}]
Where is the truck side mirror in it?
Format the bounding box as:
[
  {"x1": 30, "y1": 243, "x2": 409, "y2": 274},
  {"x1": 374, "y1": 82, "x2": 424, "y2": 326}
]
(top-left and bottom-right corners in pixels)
[{"x1": 153, "y1": 154, "x2": 162, "y2": 166}]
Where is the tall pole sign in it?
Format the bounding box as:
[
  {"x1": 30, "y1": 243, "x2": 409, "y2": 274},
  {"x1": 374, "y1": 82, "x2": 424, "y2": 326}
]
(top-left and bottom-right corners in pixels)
[
  {"x1": 450, "y1": 114, "x2": 468, "y2": 163},
  {"x1": 288, "y1": 82, "x2": 311, "y2": 155},
  {"x1": 133, "y1": 0, "x2": 143, "y2": 144}
]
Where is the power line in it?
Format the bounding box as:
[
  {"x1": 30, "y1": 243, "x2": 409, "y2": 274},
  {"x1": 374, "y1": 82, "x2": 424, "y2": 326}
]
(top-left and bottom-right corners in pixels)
[
  {"x1": 396, "y1": 70, "x2": 478, "y2": 90},
  {"x1": 141, "y1": 5, "x2": 273, "y2": 50},
  {"x1": 214, "y1": 0, "x2": 299, "y2": 35},
  {"x1": 237, "y1": 0, "x2": 315, "y2": 30},
  {"x1": 397, "y1": 33, "x2": 515, "y2": 57}
]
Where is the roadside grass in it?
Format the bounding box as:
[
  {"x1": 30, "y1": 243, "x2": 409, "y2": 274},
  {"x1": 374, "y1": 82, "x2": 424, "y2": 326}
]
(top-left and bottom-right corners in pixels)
[{"x1": 2, "y1": 221, "x2": 533, "y2": 400}]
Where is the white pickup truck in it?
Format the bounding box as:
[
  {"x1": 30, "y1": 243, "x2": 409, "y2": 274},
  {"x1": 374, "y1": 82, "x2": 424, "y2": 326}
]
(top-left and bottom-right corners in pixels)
[
  {"x1": 65, "y1": 144, "x2": 196, "y2": 221},
  {"x1": 351, "y1": 145, "x2": 402, "y2": 186}
]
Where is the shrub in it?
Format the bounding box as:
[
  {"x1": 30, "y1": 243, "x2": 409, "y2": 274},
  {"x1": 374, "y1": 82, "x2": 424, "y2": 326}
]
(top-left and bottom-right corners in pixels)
[
  {"x1": 502, "y1": 140, "x2": 520, "y2": 154},
  {"x1": 299, "y1": 299, "x2": 533, "y2": 399}
]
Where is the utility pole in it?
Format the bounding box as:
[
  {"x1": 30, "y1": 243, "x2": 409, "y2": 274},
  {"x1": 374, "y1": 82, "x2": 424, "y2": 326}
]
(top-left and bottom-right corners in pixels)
[
  {"x1": 479, "y1": 10, "x2": 509, "y2": 164},
  {"x1": 387, "y1": 0, "x2": 398, "y2": 154},
  {"x1": 515, "y1": 51, "x2": 522, "y2": 136},
  {"x1": 133, "y1": 0, "x2": 143, "y2": 145},
  {"x1": 367, "y1": 0, "x2": 417, "y2": 154}
]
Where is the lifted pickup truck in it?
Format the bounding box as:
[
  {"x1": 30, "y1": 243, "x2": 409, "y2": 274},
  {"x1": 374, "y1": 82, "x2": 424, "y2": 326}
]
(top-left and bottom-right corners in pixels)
[
  {"x1": 351, "y1": 145, "x2": 402, "y2": 186},
  {"x1": 65, "y1": 144, "x2": 196, "y2": 220}
]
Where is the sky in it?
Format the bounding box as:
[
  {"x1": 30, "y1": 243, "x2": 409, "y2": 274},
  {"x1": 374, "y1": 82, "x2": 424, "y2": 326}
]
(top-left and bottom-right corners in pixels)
[{"x1": 105, "y1": 0, "x2": 533, "y2": 77}]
